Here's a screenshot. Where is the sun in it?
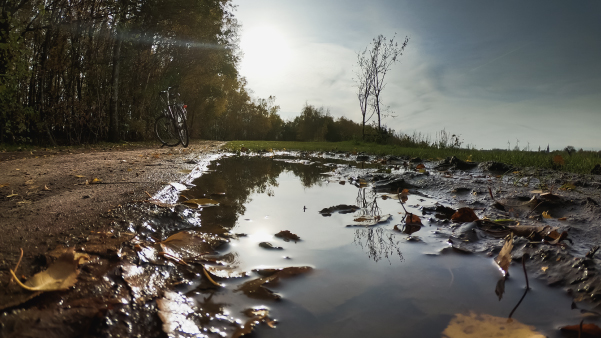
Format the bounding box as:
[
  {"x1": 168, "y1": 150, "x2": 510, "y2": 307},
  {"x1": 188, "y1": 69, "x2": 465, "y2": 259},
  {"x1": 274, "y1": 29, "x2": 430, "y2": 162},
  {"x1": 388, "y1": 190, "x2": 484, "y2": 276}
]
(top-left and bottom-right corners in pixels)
[{"x1": 240, "y1": 25, "x2": 292, "y2": 78}]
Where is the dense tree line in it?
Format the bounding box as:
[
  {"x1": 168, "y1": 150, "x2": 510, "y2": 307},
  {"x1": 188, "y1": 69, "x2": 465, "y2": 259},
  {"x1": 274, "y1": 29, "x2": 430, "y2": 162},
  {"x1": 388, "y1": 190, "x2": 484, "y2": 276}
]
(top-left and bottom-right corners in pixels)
[
  {"x1": 0, "y1": 0, "x2": 281, "y2": 145},
  {"x1": 0, "y1": 0, "x2": 385, "y2": 145}
]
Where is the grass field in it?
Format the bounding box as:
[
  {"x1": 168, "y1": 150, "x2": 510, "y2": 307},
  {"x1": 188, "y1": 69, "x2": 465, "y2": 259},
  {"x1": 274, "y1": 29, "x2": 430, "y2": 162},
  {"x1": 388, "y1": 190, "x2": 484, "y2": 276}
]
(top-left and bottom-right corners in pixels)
[{"x1": 224, "y1": 140, "x2": 601, "y2": 175}]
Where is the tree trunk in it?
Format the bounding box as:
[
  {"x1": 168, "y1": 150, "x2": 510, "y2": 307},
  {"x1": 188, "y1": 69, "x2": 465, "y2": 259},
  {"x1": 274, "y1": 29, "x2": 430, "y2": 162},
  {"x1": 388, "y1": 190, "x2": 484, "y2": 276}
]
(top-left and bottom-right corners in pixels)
[{"x1": 108, "y1": 32, "x2": 122, "y2": 142}]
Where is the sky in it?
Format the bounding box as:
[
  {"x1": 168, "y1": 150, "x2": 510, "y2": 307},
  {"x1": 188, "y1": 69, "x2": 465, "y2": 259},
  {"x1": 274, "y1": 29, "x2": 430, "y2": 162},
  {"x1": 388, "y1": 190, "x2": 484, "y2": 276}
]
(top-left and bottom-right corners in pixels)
[{"x1": 232, "y1": 0, "x2": 601, "y2": 150}]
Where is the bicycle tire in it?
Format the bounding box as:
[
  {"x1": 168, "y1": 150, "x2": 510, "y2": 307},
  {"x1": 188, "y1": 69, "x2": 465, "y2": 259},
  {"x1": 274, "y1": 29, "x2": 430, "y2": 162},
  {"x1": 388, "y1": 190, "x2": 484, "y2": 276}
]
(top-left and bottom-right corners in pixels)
[
  {"x1": 175, "y1": 106, "x2": 189, "y2": 147},
  {"x1": 155, "y1": 115, "x2": 180, "y2": 147}
]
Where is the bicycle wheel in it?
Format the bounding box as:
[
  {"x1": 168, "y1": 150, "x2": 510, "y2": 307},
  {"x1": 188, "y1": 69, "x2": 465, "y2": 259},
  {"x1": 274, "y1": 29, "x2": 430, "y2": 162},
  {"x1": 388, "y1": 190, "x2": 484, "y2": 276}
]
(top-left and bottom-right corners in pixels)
[
  {"x1": 175, "y1": 106, "x2": 189, "y2": 147},
  {"x1": 155, "y1": 115, "x2": 180, "y2": 147}
]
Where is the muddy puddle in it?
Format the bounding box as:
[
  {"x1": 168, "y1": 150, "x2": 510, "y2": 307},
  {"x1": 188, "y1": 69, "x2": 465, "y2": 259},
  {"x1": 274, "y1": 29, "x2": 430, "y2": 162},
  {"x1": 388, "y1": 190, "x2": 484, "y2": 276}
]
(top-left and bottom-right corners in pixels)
[{"x1": 3, "y1": 152, "x2": 601, "y2": 337}]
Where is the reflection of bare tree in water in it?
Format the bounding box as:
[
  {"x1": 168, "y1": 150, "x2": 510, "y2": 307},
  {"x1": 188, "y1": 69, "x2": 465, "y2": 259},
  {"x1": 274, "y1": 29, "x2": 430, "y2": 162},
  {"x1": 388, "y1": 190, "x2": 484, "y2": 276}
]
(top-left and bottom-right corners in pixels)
[
  {"x1": 356, "y1": 188, "x2": 381, "y2": 217},
  {"x1": 353, "y1": 227, "x2": 404, "y2": 264}
]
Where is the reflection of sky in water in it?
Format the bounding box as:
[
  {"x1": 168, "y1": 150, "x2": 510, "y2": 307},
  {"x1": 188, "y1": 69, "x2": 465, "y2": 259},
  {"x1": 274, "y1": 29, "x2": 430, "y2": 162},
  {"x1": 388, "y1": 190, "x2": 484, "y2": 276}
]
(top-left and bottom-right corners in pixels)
[{"x1": 187, "y1": 157, "x2": 592, "y2": 337}]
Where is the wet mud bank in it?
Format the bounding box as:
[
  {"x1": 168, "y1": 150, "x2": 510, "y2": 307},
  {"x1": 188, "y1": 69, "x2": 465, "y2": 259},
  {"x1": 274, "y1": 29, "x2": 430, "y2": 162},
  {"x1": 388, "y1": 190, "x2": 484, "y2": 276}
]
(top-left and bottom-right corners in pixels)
[{"x1": 1, "y1": 150, "x2": 601, "y2": 337}]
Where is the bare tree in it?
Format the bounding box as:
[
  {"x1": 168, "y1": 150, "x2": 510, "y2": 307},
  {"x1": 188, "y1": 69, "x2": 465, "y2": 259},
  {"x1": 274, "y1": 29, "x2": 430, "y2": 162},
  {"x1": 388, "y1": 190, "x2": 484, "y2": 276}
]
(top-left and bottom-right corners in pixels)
[{"x1": 355, "y1": 34, "x2": 409, "y2": 139}]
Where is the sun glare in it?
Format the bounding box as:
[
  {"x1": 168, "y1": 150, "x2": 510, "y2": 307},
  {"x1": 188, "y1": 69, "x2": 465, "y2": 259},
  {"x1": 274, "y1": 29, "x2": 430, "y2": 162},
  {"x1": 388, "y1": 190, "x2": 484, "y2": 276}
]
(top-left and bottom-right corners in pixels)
[{"x1": 240, "y1": 26, "x2": 292, "y2": 77}]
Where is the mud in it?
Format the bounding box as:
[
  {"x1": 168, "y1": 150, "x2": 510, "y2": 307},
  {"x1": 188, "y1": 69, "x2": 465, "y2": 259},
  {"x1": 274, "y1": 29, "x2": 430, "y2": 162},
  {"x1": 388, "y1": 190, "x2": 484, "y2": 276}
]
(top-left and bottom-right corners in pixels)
[{"x1": 1, "y1": 148, "x2": 601, "y2": 337}]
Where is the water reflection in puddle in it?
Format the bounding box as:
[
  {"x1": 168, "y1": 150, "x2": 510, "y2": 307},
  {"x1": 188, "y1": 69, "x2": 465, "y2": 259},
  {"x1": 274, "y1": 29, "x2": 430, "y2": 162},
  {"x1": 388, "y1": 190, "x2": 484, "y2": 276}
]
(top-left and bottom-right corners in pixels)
[{"x1": 182, "y1": 155, "x2": 590, "y2": 337}]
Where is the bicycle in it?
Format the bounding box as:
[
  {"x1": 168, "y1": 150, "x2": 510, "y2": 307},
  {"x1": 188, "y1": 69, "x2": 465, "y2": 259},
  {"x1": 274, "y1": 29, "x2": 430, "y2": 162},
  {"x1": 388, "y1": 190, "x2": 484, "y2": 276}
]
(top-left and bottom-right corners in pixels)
[{"x1": 155, "y1": 87, "x2": 189, "y2": 147}]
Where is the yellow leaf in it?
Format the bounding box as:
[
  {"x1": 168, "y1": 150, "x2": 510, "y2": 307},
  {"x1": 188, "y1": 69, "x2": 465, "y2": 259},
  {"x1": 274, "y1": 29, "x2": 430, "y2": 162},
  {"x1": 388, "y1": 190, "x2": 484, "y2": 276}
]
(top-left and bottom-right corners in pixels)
[
  {"x1": 0, "y1": 183, "x2": 9, "y2": 188},
  {"x1": 73, "y1": 175, "x2": 85, "y2": 178},
  {"x1": 9, "y1": 250, "x2": 89, "y2": 292},
  {"x1": 90, "y1": 178, "x2": 102, "y2": 184},
  {"x1": 541, "y1": 266, "x2": 548, "y2": 272},
  {"x1": 495, "y1": 235, "x2": 513, "y2": 275},
  {"x1": 442, "y1": 312, "x2": 545, "y2": 338},
  {"x1": 542, "y1": 211, "x2": 552, "y2": 219}
]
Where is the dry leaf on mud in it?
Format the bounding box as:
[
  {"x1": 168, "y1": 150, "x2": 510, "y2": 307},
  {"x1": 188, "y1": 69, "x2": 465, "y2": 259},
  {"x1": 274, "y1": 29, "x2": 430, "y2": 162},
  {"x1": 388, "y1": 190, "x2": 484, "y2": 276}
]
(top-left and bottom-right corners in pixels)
[
  {"x1": 9, "y1": 250, "x2": 89, "y2": 292},
  {"x1": 233, "y1": 307, "x2": 277, "y2": 338},
  {"x1": 442, "y1": 312, "x2": 545, "y2": 338},
  {"x1": 542, "y1": 211, "x2": 552, "y2": 219},
  {"x1": 0, "y1": 183, "x2": 9, "y2": 188},
  {"x1": 274, "y1": 230, "x2": 301, "y2": 242},
  {"x1": 182, "y1": 198, "x2": 219, "y2": 207},
  {"x1": 73, "y1": 174, "x2": 85, "y2": 178},
  {"x1": 451, "y1": 207, "x2": 479, "y2": 222},
  {"x1": 90, "y1": 178, "x2": 102, "y2": 184},
  {"x1": 416, "y1": 163, "x2": 426, "y2": 169},
  {"x1": 560, "y1": 322, "x2": 601, "y2": 336},
  {"x1": 159, "y1": 231, "x2": 225, "y2": 263},
  {"x1": 236, "y1": 267, "x2": 312, "y2": 300},
  {"x1": 495, "y1": 235, "x2": 513, "y2": 276}
]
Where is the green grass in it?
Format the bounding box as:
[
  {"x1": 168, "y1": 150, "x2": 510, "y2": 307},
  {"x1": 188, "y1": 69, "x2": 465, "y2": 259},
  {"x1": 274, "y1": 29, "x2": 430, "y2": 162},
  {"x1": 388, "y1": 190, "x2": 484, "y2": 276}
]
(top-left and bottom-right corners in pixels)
[{"x1": 224, "y1": 140, "x2": 601, "y2": 175}]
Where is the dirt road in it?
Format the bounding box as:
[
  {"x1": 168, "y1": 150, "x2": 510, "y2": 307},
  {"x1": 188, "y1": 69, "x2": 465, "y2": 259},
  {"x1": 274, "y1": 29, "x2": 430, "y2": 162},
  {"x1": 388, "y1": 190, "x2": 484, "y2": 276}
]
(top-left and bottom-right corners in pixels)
[{"x1": 0, "y1": 141, "x2": 225, "y2": 280}]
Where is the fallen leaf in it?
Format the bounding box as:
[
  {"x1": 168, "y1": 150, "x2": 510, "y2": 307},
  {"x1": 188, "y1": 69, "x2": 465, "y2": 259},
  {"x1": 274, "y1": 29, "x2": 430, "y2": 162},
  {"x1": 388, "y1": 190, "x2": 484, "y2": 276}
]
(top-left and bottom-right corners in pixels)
[
  {"x1": 274, "y1": 230, "x2": 301, "y2": 242},
  {"x1": 236, "y1": 267, "x2": 312, "y2": 300},
  {"x1": 90, "y1": 178, "x2": 102, "y2": 184},
  {"x1": 495, "y1": 235, "x2": 513, "y2": 276},
  {"x1": 182, "y1": 198, "x2": 219, "y2": 207},
  {"x1": 9, "y1": 250, "x2": 89, "y2": 292},
  {"x1": 0, "y1": 183, "x2": 9, "y2": 188},
  {"x1": 558, "y1": 217, "x2": 567, "y2": 221},
  {"x1": 233, "y1": 307, "x2": 277, "y2": 338},
  {"x1": 405, "y1": 213, "x2": 422, "y2": 226},
  {"x1": 442, "y1": 312, "x2": 545, "y2": 338},
  {"x1": 560, "y1": 182, "x2": 576, "y2": 191},
  {"x1": 348, "y1": 214, "x2": 392, "y2": 227},
  {"x1": 451, "y1": 207, "x2": 479, "y2": 222},
  {"x1": 178, "y1": 169, "x2": 192, "y2": 174},
  {"x1": 159, "y1": 231, "x2": 226, "y2": 263},
  {"x1": 560, "y1": 322, "x2": 601, "y2": 336},
  {"x1": 541, "y1": 266, "x2": 548, "y2": 272},
  {"x1": 73, "y1": 175, "x2": 85, "y2": 178},
  {"x1": 43, "y1": 185, "x2": 50, "y2": 191},
  {"x1": 416, "y1": 163, "x2": 426, "y2": 169},
  {"x1": 542, "y1": 211, "x2": 552, "y2": 219}
]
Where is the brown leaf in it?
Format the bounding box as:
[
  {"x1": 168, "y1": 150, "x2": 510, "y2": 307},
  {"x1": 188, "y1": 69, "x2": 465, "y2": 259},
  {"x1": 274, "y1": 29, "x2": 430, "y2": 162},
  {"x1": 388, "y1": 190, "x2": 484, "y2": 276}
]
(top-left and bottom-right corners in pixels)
[
  {"x1": 236, "y1": 267, "x2": 312, "y2": 300},
  {"x1": 405, "y1": 213, "x2": 422, "y2": 226},
  {"x1": 451, "y1": 207, "x2": 479, "y2": 222},
  {"x1": 233, "y1": 307, "x2": 277, "y2": 338},
  {"x1": 495, "y1": 235, "x2": 513, "y2": 276},
  {"x1": 560, "y1": 322, "x2": 601, "y2": 337},
  {"x1": 416, "y1": 163, "x2": 426, "y2": 169},
  {"x1": 348, "y1": 214, "x2": 392, "y2": 227}
]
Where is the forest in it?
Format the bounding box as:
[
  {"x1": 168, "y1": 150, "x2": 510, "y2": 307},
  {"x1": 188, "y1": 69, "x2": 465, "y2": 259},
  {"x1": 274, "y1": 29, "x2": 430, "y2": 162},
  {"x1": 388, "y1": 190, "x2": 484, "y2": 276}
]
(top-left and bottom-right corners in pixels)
[{"x1": 0, "y1": 0, "x2": 376, "y2": 145}]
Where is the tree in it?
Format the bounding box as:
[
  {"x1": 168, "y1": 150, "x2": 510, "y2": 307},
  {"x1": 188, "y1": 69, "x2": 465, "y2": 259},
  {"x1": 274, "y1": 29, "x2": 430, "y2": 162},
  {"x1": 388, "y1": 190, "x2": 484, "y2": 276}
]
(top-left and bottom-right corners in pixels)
[{"x1": 355, "y1": 34, "x2": 409, "y2": 140}]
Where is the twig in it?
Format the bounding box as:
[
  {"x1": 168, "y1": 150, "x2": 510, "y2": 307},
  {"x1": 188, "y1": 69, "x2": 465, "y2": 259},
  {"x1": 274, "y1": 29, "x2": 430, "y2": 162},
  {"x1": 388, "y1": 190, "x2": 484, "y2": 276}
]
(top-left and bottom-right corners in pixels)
[
  {"x1": 9, "y1": 248, "x2": 24, "y2": 284},
  {"x1": 396, "y1": 188, "x2": 408, "y2": 214},
  {"x1": 508, "y1": 254, "x2": 530, "y2": 319},
  {"x1": 144, "y1": 191, "x2": 152, "y2": 199}
]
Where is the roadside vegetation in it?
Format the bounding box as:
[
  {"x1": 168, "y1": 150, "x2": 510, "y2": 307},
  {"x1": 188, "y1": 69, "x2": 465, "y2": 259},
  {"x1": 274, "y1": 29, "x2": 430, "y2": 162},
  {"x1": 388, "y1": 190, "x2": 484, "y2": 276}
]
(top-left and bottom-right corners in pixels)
[{"x1": 224, "y1": 137, "x2": 601, "y2": 175}]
